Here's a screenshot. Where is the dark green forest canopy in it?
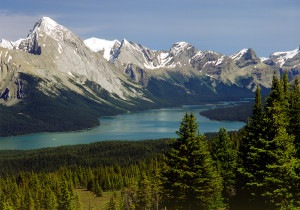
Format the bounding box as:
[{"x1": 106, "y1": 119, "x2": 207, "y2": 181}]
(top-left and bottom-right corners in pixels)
[{"x1": 0, "y1": 139, "x2": 171, "y2": 175}]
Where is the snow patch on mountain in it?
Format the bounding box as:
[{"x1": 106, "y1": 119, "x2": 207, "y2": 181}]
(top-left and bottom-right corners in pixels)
[
  {"x1": 0, "y1": 39, "x2": 24, "y2": 49},
  {"x1": 8, "y1": 55, "x2": 12, "y2": 63},
  {"x1": 260, "y1": 57, "x2": 268, "y2": 62},
  {"x1": 0, "y1": 39, "x2": 14, "y2": 49},
  {"x1": 271, "y1": 47, "x2": 300, "y2": 67},
  {"x1": 159, "y1": 52, "x2": 173, "y2": 66},
  {"x1": 216, "y1": 55, "x2": 225, "y2": 65},
  {"x1": 230, "y1": 49, "x2": 248, "y2": 60},
  {"x1": 84, "y1": 38, "x2": 120, "y2": 60},
  {"x1": 191, "y1": 51, "x2": 205, "y2": 60},
  {"x1": 170, "y1": 42, "x2": 190, "y2": 56}
]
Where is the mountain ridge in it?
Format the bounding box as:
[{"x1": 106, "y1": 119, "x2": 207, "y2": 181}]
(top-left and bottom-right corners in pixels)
[{"x1": 0, "y1": 17, "x2": 299, "y2": 136}]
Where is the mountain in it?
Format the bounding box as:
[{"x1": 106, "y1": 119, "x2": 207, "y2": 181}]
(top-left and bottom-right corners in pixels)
[
  {"x1": 0, "y1": 17, "x2": 299, "y2": 136},
  {"x1": 1, "y1": 17, "x2": 155, "y2": 102},
  {"x1": 0, "y1": 17, "x2": 158, "y2": 136},
  {"x1": 88, "y1": 36, "x2": 300, "y2": 90},
  {"x1": 266, "y1": 47, "x2": 300, "y2": 67}
]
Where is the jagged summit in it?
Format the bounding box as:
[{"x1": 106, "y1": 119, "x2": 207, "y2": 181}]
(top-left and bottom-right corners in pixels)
[
  {"x1": 170, "y1": 42, "x2": 193, "y2": 56},
  {"x1": 122, "y1": 38, "x2": 131, "y2": 46},
  {"x1": 230, "y1": 48, "x2": 248, "y2": 61},
  {"x1": 28, "y1": 17, "x2": 59, "y2": 37},
  {"x1": 33, "y1": 17, "x2": 58, "y2": 30},
  {"x1": 0, "y1": 17, "x2": 59, "y2": 51}
]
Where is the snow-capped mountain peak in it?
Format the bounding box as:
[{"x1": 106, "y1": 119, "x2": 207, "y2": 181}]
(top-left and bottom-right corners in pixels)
[
  {"x1": 26, "y1": 16, "x2": 76, "y2": 44},
  {"x1": 230, "y1": 48, "x2": 248, "y2": 61},
  {"x1": 122, "y1": 38, "x2": 131, "y2": 46},
  {"x1": 35, "y1": 17, "x2": 58, "y2": 31},
  {"x1": 170, "y1": 41, "x2": 191, "y2": 56},
  {"x1": 30, "y1": 17, "x2": 61, "y2": 37},
  {"x1": 271, "y1": 47, "x2": 300, "y2": 67}
]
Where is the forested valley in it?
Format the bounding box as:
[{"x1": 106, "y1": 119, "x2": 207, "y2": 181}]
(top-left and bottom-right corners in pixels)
[{"x1": 0, "y1": 72, "x2": 299, "y2": 209}]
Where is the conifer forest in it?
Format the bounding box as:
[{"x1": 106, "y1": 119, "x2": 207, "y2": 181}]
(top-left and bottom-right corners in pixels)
[{"x1": 0, "y1": 72, "x2": 299, "y2": 209}]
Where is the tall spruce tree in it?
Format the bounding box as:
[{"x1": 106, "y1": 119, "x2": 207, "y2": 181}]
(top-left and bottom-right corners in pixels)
[
  {"x1": 136, "y1": 171, "x2": 152, "y2": 209},
  {"x1": 281, "y1": 71, "x2": 290, "y2": 100},
  {"x1": 237, "y1": 85, "x2": 266, "y2": 208},
  {"x1": 211, "y1": 127, "x2": 237, "y2": 206},
  {"x1": 289, "y1": 77, "x2": 300, "y2": 157},
  {"x1": 161, "y1": 112, "x2": 223, "y2": 209},
  {"x1": 238, "y1": 74, "x2": 300, "y2": 209},
  {"x1": 43, "y1": 186, "x2": 58, "y2": 209}
]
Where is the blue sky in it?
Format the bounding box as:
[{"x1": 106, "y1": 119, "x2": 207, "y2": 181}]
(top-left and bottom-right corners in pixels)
[{"x1": 0, "y1": 0, "x2": 299, "y2": 57}]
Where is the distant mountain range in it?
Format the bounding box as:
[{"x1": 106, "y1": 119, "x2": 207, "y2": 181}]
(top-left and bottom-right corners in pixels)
[{"x1": 0, "y1": 17, "x2": 299, "y2": 136}]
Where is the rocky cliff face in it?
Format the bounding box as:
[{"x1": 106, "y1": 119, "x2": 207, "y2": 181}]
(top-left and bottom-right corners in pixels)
[{"x1": 0, "y1": 17, "x2": 151, "y2": 107}]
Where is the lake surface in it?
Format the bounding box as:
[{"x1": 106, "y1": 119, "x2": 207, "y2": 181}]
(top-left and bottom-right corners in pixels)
[{"x1": 0, "y1": 102, "x2": 245, "y2": 150}]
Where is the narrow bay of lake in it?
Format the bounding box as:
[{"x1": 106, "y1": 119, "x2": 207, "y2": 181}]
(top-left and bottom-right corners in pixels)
[{"x1": 0, "y1": 102, "x2": 245, "y2": 150}]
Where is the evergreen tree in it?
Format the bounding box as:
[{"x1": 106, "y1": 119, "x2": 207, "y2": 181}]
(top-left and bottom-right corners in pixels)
[
  {"x1": 136, "y1": 171, "x2": 151, "y2": 209},
  {"x1": 121, "y1": 179, "x2": 138, "y2": 209},
  {"x1": 238, "y1": 74, "x2": 300, "y2": 209},
  {"x1": 0, "y1": 195, "x2": 14, "y2": 210},
  {"x1": 238, "y1": 85, "x2": 265, "y2": 199},
  {"x1": 57, "y1": 177, "x2": 75, "y2": 210},
  {"x1": 107, "y1": 194, "x2": 117, "y2": 210},
  {"x1": 211, "y1": 127, "x2": 237, "y2": 205},
  {"x1": 281, "y1": 71, "x2": 290, "y2": 100},
  {"x1": 265, "y1": 73, "x2": 289, "y2": 136},
  {"x1": 161, "y1": 112, "x2": 223, "y2": 209},
  {"x1": 150, "y1": 159, "x2": 161, "y2": 210},
  {"x1": 289, "y1": 77, "x2": 300, "y2": 157},
  {"x1": 94, "y1": 180, "x2": 103, "y2": 197},
  {"x1": 252, "y1": 85, "x2": 264, "y2": 130},
  {"x1": 43, "y1": 186, "x2": 57, "y2": 209},
  {"x1": 24, "y1": 190, "x2": 35, "y2": 210},
  {"x1": 262, "y1": 127, "x2": 299, "y2": 208}
]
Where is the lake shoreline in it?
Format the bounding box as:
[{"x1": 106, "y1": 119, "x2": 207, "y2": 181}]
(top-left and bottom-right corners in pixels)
[{"x1": 0, "y1": 101, "x2": 246, "y2": 150}]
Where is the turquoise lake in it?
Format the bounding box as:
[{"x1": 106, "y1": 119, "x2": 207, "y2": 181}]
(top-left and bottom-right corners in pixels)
[{"x1": 0, "y1": 102, "x2": 245, "y2": 150}]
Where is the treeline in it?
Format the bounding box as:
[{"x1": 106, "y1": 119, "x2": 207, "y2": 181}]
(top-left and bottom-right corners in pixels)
[
  {"x1": 0, "y1": 139, "x2": 170, "y2": 176},
  {"x1": 200, "y1": 101, "x2": 254, "y2": 122},
  {"x1": 0, "y1": 157, "x2": 164, "y2": 209},
  {"x1": 0, "y1": 168, "x2": 81, "y2": 209}
]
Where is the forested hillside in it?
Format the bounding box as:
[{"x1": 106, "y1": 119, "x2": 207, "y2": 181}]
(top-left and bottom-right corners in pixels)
[{"x1": 0, "y1": 72, "x2": 299, "y2": 209}]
